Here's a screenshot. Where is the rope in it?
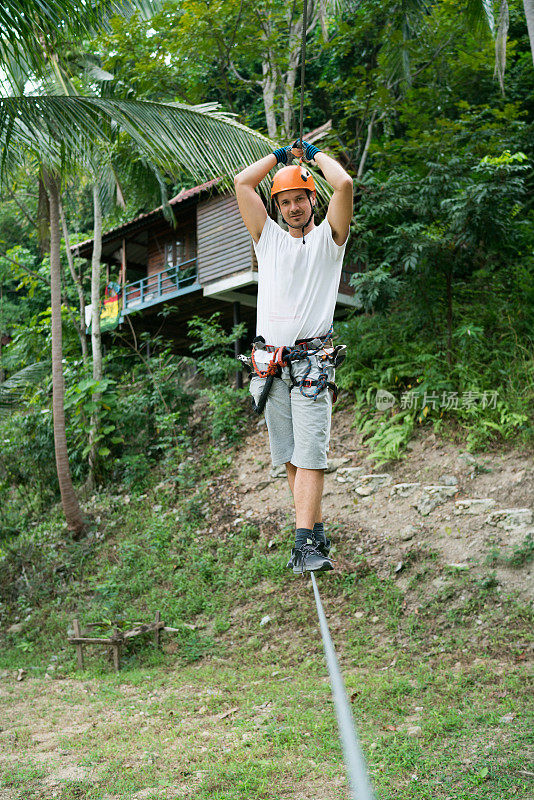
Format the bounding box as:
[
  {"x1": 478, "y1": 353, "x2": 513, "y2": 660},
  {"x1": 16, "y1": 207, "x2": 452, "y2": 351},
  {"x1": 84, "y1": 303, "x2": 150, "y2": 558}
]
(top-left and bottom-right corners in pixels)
[
  {"x1": 310, "y1": 572, "x2": 377, "y2": 800},
  {"x1": 298, "y1": 0, "x2": 308, "y2": 149}
]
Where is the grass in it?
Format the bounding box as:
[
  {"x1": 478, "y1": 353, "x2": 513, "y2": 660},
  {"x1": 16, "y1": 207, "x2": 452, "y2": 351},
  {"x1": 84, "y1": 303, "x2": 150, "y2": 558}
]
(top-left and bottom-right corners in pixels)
[{"x1": 0, "y1": 445, "x2": 533, "y2": 799}]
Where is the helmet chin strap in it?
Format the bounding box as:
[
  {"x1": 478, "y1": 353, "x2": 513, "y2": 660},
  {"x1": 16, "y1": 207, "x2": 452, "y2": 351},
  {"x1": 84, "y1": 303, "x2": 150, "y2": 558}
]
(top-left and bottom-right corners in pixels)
[{"x1": 278, "y1": 195, "x2": 315, "y2": 244}]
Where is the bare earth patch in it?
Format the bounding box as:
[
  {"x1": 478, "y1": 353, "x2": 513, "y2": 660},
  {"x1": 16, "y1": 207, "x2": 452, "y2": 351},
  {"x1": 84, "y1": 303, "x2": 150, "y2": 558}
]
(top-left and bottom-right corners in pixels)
[{"x1": 229, "y1": 401, "x2": 534, "y2": 601}]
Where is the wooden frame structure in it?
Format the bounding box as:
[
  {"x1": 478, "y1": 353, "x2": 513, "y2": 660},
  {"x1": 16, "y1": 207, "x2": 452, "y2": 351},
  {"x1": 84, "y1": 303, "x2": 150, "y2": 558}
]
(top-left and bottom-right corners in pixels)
[{"x1": 68, "y1": 611, "x2": 178, "y2": 672}]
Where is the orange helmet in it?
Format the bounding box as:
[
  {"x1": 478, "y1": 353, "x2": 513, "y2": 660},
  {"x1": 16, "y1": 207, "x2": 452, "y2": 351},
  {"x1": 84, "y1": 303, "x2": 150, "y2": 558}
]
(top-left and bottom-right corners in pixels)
[{"x1": 270, "y1": 165, "x2": 316, "y2": 198}]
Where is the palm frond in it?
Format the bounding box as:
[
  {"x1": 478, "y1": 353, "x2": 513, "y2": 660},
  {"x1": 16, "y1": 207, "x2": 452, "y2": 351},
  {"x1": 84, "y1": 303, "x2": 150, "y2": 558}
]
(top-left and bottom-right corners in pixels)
[
  {"x1": 0, "y1": 0, "x2": 161, "y2": 77},
  {"x1": 0, "y1": 362, "x2": 48, "y2": 417},
  {"x1": 466, "y1": 0, "x2": 495, "y2": 34},
  {"x1": 0, "y1": 95, "x2": 332, "y2": 203}
]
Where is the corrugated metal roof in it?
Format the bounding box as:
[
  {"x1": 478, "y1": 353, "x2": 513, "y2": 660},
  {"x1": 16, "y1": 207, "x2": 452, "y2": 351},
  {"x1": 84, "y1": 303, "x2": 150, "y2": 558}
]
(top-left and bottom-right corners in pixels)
[{"x1": 72, "y1": 178, "x2": 221, "y2": 253}]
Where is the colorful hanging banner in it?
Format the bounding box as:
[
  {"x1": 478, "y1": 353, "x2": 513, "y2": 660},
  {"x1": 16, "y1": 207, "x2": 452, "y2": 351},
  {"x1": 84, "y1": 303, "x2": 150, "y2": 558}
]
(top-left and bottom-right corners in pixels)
[{"x1": 86, "y1": 281, "x2": 122, "y2": 334}]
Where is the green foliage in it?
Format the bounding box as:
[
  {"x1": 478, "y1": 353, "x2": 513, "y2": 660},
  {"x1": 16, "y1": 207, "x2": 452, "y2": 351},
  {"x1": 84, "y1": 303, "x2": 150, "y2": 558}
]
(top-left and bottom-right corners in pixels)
[
  {"x1": 354, "y1": 405, "x2": 415, "y2": 466},
  {"x1": 486, "y1": 533, "x2": 534, "y2": 569},
  {"x1": 201, "y1": 385, "x2": 248, "y2": 444},
  {"x1": 188, "y1": 312, "x2": 247, "y2": 385}
]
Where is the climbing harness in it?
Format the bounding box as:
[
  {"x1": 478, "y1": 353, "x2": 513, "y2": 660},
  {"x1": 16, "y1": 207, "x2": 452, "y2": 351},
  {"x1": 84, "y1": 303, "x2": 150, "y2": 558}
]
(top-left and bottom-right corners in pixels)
[
  {"x1": 310, "y1": 572, "x2": 377, "y2": 800},
  {"x1": 239, "y1": 327, "x2": 346, "y2": 415}
]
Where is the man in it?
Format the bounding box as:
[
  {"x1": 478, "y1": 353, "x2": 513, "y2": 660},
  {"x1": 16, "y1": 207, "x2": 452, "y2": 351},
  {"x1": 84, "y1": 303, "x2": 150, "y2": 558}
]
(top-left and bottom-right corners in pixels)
[{"x1": 234, "y1": 139, "x2": 353, "y2": 574}]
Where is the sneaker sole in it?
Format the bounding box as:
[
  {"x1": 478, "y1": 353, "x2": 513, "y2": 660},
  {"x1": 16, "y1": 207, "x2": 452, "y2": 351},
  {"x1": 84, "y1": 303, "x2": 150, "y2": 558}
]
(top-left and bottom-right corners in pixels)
[{"x1": 292, "y1": 561, "x2": 333, "y2": 575}]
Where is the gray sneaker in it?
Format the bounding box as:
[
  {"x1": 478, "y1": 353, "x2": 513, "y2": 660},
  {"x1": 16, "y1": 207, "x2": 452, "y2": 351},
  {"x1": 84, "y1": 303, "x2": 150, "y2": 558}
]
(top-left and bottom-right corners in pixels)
[
  {"x1": 286, "y1": 533, "x2": 331, "y2": 569},
  {"x1": 287, "y1": 541, "x2": 333, "y2": 574}
]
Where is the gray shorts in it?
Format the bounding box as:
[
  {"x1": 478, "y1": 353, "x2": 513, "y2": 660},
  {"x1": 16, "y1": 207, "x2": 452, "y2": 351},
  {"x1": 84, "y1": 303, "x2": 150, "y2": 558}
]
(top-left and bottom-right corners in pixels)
[{"x1": 249, "y1": 354, "x2": 335, "y2": 470}]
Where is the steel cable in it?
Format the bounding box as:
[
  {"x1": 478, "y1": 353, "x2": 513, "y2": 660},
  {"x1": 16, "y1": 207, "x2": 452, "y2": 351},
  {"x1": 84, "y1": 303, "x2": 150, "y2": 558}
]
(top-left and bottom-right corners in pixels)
[
  {"x1": 298, "y1": 0, "x2": 308, "y2": 149},
  {"x1": 310, "y1": 572, "x2": 377, "y2": 800}
]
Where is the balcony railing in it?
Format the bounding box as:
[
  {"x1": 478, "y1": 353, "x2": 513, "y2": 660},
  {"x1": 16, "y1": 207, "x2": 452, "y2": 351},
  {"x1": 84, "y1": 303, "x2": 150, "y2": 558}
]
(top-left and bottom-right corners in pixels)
[{"x1": 122, "y1": 259, "x2": 200, "y2": 315}]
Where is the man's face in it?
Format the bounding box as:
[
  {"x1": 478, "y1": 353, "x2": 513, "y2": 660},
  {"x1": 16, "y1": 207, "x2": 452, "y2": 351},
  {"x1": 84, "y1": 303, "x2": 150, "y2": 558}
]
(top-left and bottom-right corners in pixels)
[{"x1": 276, "y1": 188, "x2": 315, "y2": 225}]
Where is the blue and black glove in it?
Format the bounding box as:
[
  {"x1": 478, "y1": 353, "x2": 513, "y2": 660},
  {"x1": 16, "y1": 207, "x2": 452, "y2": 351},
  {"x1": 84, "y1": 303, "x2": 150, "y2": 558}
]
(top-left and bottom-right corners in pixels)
[
  {"x1": 292, "y1": 139, "x2": 321, "y2": 162},
  {"x1": 272, "y1": 146, "x2": 293, "y2": 165}
]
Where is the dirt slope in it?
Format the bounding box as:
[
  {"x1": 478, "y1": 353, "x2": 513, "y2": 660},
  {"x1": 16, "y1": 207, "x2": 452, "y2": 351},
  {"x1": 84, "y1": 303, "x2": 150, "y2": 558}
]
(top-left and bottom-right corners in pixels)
[{"x1": 222, "y1": 401, "x2": 533, "y2": 602}]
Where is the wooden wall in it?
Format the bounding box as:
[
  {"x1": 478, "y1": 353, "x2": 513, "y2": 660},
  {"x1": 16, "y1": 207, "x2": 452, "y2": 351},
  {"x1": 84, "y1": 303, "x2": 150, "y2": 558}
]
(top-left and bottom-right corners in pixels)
[{"x1": 197, "y1": 194, "x2": 253, "y2": 285}]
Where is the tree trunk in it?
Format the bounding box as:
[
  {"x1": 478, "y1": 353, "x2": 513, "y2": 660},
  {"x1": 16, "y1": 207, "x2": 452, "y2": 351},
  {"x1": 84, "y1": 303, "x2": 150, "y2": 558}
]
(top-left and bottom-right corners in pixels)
[
  {"x1": 59, "y1": 200, "x2": 88, "y2": 364},
  {"x1": 261, "y1": 57, "x2": 278, "y2": 139},
  {"x1": 494, "y1": 0, "x2": 509, "y2": 95},
  {"x1": 88, "y1": 183, "x2": 103, "y2": 489},
  {"x1": 42, "y1": 169, "x2": 85, "y2": 537},
  {"x1": 282, "y1": 17, "x2": 303, "y2": 139},
  {"x1": 524, "y1": 0, "x2": 534, "y2": 65},
  {"x1": 37, "y1": 177, "x2": 50, "y2": 255},
  {"x1": 357, "y1": 110, "x2": 378, "y2": 179}
]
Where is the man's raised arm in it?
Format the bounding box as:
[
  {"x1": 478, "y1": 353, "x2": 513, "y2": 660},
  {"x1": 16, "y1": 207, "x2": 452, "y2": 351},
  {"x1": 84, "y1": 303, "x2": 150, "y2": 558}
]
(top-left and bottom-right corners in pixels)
[
  {"x1": 316, "y1": 153, "x2": 353, "y2": 246},
  {"x1": 234, "y1": 155, "x2": 275, "y2": 243},
  {"x1": 294, "y1": 142, "x2": 353, "y2": 246}
]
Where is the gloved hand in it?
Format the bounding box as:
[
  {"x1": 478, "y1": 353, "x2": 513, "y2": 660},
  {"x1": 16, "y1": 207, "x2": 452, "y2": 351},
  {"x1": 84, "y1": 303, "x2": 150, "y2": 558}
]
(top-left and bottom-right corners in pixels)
[
  {"x1": 272, "y1": 145, "x2": 293, "y2": 165},
  {"x1": 292, "y1": 139, "x2": 321, "y2": 162}
]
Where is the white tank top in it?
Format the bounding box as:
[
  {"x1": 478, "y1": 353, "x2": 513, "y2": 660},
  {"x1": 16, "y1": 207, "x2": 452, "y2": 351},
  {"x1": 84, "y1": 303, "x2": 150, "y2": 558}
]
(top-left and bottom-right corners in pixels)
[{"x1": 252, "y1": 215, "x2": 348, "y2": 351}]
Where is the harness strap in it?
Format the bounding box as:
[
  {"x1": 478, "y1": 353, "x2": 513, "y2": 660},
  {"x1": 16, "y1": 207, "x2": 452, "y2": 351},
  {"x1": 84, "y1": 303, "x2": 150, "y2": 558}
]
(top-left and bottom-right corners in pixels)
[
  {"x1": 249, "y1": 327, "x2": 340, "y2": 413},
  {"x1": 290, "y1": 376, "x2": 339, "y2": 404}
]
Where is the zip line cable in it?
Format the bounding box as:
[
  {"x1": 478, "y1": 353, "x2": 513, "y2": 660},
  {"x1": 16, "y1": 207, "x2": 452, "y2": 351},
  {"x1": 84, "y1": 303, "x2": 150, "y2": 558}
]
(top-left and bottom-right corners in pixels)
[
  {"x1": 310, "y1": 573, "x2": 377, "y2": 800},
  {"x1": 298, "y1": 0, "x2": 308, "y2": 150}
]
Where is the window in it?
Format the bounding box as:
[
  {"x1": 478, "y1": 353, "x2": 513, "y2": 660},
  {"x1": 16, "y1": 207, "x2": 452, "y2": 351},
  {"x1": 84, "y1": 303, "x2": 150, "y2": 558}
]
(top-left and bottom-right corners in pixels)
[{"x1": 164, "y1": 237, "x2": 189, "y2": 267}]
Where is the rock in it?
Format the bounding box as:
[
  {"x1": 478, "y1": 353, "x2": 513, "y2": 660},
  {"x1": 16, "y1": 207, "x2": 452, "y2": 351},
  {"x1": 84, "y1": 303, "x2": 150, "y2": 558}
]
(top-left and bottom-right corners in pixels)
[
  {"x1": 336, "y1": 466, "x2": 365, "y2": 483},
  {"x1": 416, "y1": 485, "x2": 457, "y2": 516},
  {"x1": 325, "y1": 457, "x2": 351, "y2": 474},
  {"x1": 270, "y1": 465, "x2": 286, "y2": 479},
  {"x1": 7, "y1": 623, "x2": 24, "y2": 634},
  {"x1": 391, "y1": 483, "x2": 420, "y2": 498},
  {"x1": 438, "y1": 474, "x2": 458, "y2": 486},
  {"x1": 407, "y1": 725, "x2": 423, "y2": 737},
  {"x1": 355, "y1": 486, "x2": 375, "y2": 496},
  {"x1": 398, "y1": 723, "x2": 423, "y2": 737},
  {"x1": 260, "y1": 615, "x2": 271, "y2": 627},
  {"x1": 511, "y1": 470, "x2": 526, "y2": 484},
  {"x1": 354, "y1": 611, "x2": 365, "y2": 619},
  {"x1": 487, "y1": 508, "x2": 533, "y2": 530},
  {"x1": 454, "y1": 498, "x2": 496, "y2": 515},
  {"x1": 353, "y1": 474, "x2": 393, "y2": 495},
  {"x1": 457, "y1": 453, "x2": 477, "y2": 465},
  {"x1": 400, "y1": 525, "x2": 418, "y2": 541},
  {"x1": 256, "y1": 481, "x2": 270, "y2": 491}
]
